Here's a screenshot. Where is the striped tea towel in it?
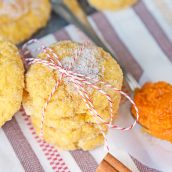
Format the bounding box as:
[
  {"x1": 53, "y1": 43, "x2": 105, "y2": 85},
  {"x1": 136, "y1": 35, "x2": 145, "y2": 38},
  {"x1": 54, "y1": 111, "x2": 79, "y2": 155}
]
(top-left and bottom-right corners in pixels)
[{"x1": 1, "y1": 0, "x2": 172, "y2": 171}]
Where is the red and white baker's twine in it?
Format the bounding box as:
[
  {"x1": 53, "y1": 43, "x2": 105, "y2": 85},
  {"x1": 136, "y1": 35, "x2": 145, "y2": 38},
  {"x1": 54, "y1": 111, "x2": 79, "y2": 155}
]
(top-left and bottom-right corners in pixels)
[{"x1": 22, "y1": 39, "x2": 139, "y2": 152}]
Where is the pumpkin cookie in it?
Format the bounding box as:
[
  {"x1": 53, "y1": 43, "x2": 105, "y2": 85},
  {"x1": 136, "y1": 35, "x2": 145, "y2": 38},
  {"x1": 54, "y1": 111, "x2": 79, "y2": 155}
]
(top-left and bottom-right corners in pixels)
[
  {"x1": 23, "y1": 41, "x2": 123, "y2": 150},
  {"x1": 0, "y1": 39, "x2": 24, "y2": 127},
  {"x1": 88, "y1": 0, "x2": 137, "y2": 11},
  {"x1": 0, "y1": 0, "x2": 51, "y2": 44}
]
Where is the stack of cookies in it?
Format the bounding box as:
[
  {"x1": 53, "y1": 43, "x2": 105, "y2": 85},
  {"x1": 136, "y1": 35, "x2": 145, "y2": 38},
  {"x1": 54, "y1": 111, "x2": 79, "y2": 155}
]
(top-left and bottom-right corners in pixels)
[{"x1": 23, "y1": 41, "x2": 123, "y2": 150}]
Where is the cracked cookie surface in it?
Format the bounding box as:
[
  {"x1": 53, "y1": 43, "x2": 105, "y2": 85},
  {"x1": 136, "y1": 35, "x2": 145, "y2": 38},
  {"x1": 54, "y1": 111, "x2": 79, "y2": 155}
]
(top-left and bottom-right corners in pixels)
[
  {"x1": 23, "y1": 41, "x2": 123, "y2": 150},
  {"x1": 0, "y1": 0, "x2": 51, "y2": 44}
]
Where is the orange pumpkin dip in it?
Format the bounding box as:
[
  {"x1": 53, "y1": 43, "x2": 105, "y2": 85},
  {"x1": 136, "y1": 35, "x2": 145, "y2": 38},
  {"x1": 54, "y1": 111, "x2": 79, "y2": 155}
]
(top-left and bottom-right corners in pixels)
[{"x1": 132, "y1": 81, "x2": 172, "y2": 142}]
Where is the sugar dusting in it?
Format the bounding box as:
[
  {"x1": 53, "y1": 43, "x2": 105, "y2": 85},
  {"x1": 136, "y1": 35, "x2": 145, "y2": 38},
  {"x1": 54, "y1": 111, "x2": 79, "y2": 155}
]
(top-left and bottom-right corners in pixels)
[
  {"x1": 0, "y1": 0, "x2": 39, "y2": 19},
  {"x1": 61, "y1": 45, "x2": 102, "y2": 93}
]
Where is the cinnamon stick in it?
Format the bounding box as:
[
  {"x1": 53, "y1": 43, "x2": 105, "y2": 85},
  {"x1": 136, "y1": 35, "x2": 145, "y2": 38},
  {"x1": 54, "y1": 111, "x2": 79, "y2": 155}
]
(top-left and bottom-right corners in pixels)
[
  {"x1": 105, "y1": 153, "x2": 132, "y2": 172},
  {"x1": 96, "y1": 160, "x2": 118, "y2": 172},
  {"x1": 96, "y1": 153, "x2": 132, "y2": 172}
]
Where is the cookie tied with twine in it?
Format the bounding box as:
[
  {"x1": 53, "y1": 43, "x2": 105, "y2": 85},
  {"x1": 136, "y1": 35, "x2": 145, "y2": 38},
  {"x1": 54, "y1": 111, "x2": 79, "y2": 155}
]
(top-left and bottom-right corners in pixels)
[{"x1": 22, "y1": 40, "x2": 139, "y2": 151}]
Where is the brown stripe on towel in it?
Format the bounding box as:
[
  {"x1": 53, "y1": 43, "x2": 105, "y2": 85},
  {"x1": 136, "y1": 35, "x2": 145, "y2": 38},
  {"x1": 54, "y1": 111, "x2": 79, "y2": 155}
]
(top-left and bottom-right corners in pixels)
[
  {"x1": 131, "y1": 156, "x2": 160, "y2": 172},
  {"x1": 133, "y1": 0, "x2": 172, "y2": 62},
  {"x1": 70, "y1": 150, "x2": 98, "y2": 172},
  {"x1": 92, "y1": 12, "x2": 143, "y2": 81},
  {"x1": 3, "y1": 117, "x2": 44, "y2": 172},
  {"x1": 54, "y1": 28, "x2": 71, "y2": 41}
]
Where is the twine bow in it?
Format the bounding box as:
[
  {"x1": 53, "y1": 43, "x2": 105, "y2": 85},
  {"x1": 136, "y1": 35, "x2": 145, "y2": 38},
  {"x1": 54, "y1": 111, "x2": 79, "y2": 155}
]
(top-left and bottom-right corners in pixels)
[{"x1": 22, "y1": 39, "x2": 139, "y2": 151}]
